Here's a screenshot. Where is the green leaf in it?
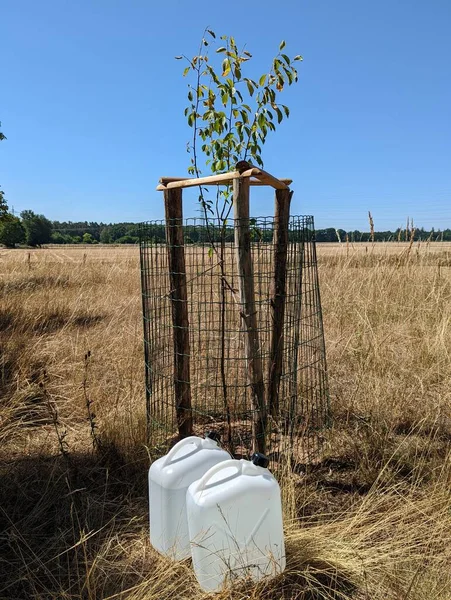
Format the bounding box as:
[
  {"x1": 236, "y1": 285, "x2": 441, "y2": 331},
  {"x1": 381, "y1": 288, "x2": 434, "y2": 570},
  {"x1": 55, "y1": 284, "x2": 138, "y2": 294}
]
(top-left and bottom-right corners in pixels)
[
  {"x1": 294, "y1": 55, "x2": 303, "y2": 61},
  {"x1": 240, "y1": 109, "x2": 249, "y2": 124},
  {"x1": 183, "y1": 66, "x2": 190, "y2": 77},
  {"x1": 216, "y1": 46, "x2": 227, "y2": 53},
  {"x1": 283, "y1": 67, "x2": 294, "y2": 84},
  {"x1": 281, "y1": 54, "x2": 290, "y2": 65},
  {"x1": 188, "y1": 90, "x2": 193, "y2": 101},
  {"x1": 207, "y1": 29, "x2": 216, "y2": 38},
  {"x1": 175, "y1": 56, "x2": 183, "y2": 60},
  {"x1": 282, "y1": 105, "x2": 290, "y2": 117},
  {"x1": 275, "y1": 107, "x2": 283, "y2": 123},
  {"x1": 188, "y1": 112, "x2": 195, "y2": 127},
  {"x1": 259, "y1": 74, "x2": 266, "y2": 86},
  {"x1": 222, "y1": 58, "x2": 231, "y2": 77},
  {"x1": 208, "y1": 246, "x2": 214, "y2": 258},
  {"x1": 279, "y1": 40, "x2": 286, "y2": 51},
  {"x1": 245, "y1": 79, "x2": 254, "y2": 96}
]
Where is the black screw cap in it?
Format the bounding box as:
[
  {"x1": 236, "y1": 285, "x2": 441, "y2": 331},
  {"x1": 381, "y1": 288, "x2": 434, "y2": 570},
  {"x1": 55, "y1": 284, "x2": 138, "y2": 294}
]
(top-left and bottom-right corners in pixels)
[
  {"x1": 251, "y1": 452, "x2": 269, "y2": 468},
  {"x1": 205, "y1": 430, "x2": 221, "y2": 443}
]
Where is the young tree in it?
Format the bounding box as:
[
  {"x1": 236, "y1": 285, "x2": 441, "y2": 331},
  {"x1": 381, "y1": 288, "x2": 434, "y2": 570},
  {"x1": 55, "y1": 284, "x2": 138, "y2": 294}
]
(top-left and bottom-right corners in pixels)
[
  {"x1": 173, "y1": 32, "x2": 303, "y2": 450},
  {"x1": 20, "y1": 210, "x2": 53, "y2": 246},
  {"x1": 0, "y1": 215, "x2": 26, "y2": 248},
  {"x1": 177, "y1": 30, "x2": 301, "y2": 216}
]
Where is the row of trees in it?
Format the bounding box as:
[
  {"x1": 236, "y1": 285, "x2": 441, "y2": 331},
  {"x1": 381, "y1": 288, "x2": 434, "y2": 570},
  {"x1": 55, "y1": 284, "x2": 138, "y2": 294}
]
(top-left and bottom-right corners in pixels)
[
  {"x1": 2, "y1": 214, "x2": 451, "y2": 248},
  {"x1": 0, "y1": 211, "x2": 53, "y2": 248},
  {"x1": 0, "y1": 212, "x2": 146, "y2": 247},
  {"x1": 315, "y1": 227, "x2": 451, "y2": 243},
  {"x1": 50, "y1": 221, "x2": 143, "y2": 245}
]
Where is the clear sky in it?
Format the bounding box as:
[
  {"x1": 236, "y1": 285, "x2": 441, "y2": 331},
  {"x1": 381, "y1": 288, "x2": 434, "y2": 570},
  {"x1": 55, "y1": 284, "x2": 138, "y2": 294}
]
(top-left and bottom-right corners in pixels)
[{"x1": 1, "y1": 0, "x2": 450, "y2": 230}]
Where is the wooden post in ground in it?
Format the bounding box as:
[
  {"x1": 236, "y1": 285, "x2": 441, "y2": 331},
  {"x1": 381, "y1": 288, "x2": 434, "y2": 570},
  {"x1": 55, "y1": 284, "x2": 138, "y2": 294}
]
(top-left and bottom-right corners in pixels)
[
  {"x1": 268, "y1": 188, "x2": 293, "y2": 418},
  {"x1": 164, "y1": 188, "x2": 193, "y2": 438},
  {"x1": 233, "y1": 175, "x2": 267, "y2": 454}
]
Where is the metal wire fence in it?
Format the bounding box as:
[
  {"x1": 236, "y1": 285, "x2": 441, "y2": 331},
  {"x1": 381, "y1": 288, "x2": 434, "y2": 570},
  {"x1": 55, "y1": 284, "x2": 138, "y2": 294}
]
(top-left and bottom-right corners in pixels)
[{"x1": 139, "y1": 216, "x2": 330, "y2": 467}]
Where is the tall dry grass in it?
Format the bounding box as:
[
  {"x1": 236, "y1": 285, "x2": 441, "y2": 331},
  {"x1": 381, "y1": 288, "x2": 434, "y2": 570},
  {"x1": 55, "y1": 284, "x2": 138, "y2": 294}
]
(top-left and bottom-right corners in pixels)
[{"x1": 0, "y1": 243, "x2": 450, "y2": 599}]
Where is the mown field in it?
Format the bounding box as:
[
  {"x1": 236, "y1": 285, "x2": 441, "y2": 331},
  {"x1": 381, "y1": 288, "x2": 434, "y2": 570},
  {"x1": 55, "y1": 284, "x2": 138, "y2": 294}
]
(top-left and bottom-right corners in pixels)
[{"x1": 1, "y1": 242, "x2": 450, "y2": 600}]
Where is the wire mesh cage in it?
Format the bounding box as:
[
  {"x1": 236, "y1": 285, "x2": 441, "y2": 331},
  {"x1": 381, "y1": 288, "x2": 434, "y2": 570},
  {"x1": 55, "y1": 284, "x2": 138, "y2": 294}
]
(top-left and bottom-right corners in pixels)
[{"x1": 139, "y1": 214, "x2": 330, "y2": 467}]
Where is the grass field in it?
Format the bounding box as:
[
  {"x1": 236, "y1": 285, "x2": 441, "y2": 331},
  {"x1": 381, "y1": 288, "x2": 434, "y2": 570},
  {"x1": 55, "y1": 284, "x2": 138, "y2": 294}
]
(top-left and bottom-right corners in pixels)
[{"x1": 1, "y1": 242, "x2": 450, "y2": 599}]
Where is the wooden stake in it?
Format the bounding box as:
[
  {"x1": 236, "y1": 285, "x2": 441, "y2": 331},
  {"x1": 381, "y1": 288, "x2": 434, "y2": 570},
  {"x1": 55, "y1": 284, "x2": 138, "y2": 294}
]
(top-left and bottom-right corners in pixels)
[
  {"x1": 268, "y1": 188, "x2": 293, "y2": 417},
  {"x1": 233, "y1": 177, "x2": 267, "y2": 454},
  {"x1": 164, "y1": 188, "x2": 193, "y2": 438}
]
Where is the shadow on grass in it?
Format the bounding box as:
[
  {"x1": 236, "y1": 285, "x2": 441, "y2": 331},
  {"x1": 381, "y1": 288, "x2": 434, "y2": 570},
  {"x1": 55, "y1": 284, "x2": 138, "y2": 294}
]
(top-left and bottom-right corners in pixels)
[
  {"x1": 0, "y1": 307, "x2": 104, "y2": 335},
  {"x1": 0, "y1": 445, "x2": 361, "y2": 600},
  {"x1": 0, "y1": 447, "x2": 150, "y2": 599}
]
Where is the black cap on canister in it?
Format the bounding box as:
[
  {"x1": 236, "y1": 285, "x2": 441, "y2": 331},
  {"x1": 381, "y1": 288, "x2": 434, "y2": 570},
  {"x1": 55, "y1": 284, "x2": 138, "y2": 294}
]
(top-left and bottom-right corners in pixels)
[
  {"x1": 251, "y1": 452, "x2": 269, "y2": 468},
  {"x1": 205, "y1": 430, "x2": 221, "y2": 443}
]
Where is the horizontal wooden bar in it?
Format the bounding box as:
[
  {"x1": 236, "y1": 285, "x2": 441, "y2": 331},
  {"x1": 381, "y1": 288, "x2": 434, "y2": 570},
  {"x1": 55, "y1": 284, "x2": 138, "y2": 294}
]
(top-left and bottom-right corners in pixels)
[
  {"x1": 157, "y1": 171, "x2": 241, "y2": 191},
  {"x1": 159, "y1": 177, "x2": 191, "y2": 184},
  {"x1": 249, "y1": 178, "x2": 292, "y2": 187},
  {"x1": 157, "y1": 168, "x2": 292, "y2": 191},
  {"x1": 248, "y1": 168, "x2": 290, "y2": 190}
]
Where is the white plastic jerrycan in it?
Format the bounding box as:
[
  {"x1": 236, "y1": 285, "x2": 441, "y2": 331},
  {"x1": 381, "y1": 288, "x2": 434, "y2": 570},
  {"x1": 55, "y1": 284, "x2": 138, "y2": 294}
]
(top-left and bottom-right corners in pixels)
[
  {"x1": 148, "y1": 431, "x2": 230, "y2": 560},
  {"x1": 186, "y1": 452, "x2": 286, "y2": 592}
]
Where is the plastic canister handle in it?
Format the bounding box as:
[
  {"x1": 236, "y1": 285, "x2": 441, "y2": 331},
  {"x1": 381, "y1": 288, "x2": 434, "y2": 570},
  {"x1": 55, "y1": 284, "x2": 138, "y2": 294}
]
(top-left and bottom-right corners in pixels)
[
  {"x1": 192, "y1": 459, "x2": 242, "y2": 494},
  {"x1": 161, "y1": 436, "x2": 203, "y2": 467}
]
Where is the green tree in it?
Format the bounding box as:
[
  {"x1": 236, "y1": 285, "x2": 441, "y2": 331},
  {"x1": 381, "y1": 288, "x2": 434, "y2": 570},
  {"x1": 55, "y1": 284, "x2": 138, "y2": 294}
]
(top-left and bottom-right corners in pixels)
[
  {"x1": 82, "y1": 232, "x2": 94, "y2": 244},
  {"x1": 0, "y1": 189, "x2": 7, "y2": 220},
  {"x1": 51, "y1": 231, "x2": 68, "y2": 244},
  {"x1": 180, "y1": 32, "x2": 301, "y2": 176},
  {"x1": 116, "y1": 234, "x2": 138, "y2": 244},
  {"x1": 0, "y1": 214, "x2": 26, "y2": 248},
  {"x1": 100, "y1": 227, "x2": 111, "y2": 243},
  {"x1": 178, "y1": 30, "x2": 301, "y2": 219},
  {"x1": 20, "y1": 210, "x2": 53, "y2": 246}
]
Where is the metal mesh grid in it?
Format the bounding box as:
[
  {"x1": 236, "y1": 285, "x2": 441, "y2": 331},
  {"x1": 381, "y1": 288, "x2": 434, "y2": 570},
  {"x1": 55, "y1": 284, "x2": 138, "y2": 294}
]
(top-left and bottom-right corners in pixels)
[{"x1": 139, "y1": 216, "x2": 330, "y2": 467}]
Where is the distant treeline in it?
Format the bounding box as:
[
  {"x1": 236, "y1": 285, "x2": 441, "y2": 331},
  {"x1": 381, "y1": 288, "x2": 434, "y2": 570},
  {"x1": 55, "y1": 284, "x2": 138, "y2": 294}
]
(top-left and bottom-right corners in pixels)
[
  {"x1": 51, "y1": 222, "x2": 451, "y2": 244},
  {"x1": 2, "y1": 213, "x2": 451, "y2": 248}
]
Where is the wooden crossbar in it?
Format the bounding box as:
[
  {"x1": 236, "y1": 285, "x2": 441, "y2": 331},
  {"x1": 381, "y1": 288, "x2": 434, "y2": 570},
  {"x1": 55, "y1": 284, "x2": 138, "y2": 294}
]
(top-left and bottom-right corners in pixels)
[{"x1": 156, "y1": 165, "x2": 291, "y2": 191}]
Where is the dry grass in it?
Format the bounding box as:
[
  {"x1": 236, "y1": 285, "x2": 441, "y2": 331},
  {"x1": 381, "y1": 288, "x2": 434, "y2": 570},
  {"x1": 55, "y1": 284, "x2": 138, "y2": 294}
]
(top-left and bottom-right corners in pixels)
[{"x1": 1, "y1": 242, "x2": 450, "y2": 599}]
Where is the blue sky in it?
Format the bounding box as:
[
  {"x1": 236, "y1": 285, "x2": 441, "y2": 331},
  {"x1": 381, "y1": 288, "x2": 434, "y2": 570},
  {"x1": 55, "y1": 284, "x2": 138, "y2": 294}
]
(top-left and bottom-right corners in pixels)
[{"x1": 1, "y1": 0, "x2": 450, "y2": 230}]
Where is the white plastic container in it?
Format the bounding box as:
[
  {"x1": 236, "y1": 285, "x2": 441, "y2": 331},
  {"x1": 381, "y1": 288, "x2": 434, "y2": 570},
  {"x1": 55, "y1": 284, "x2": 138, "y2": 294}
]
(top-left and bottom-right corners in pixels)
[
  {"x1": 186, "y1": 453, "x2": 286, "y2": 592},
  {"x1": 148, "y1": 432, "x2": 230, "y2": 560}
]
